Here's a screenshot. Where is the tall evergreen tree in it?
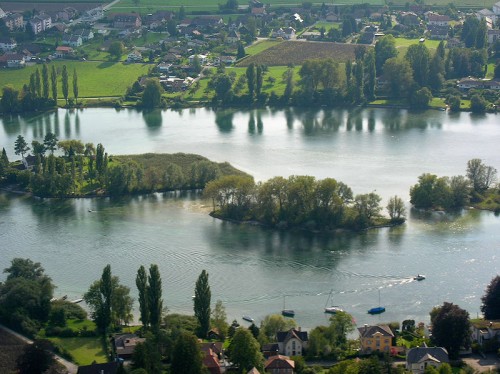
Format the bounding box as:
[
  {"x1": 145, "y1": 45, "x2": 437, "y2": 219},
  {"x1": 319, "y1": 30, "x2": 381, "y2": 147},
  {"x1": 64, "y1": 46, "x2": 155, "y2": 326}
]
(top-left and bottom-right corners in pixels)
[
  {"x1": 61, "y1": 65, "x2": 69, "y2": 105},
  {"x1": 136, "y1": 265, "x2": 150, "y2": 328},
  {"x1": 193, "y1": 269, "x2": 211, "y2": 338},
  {"x1": 43, "y1": 132, "x2": 58, "y2": 154},
  {"x1": 283, "y1": 68, "x2": 294, "y2": 103},
  {"x1": 50, "y1": 65, "x2": 58, "y2": 102},
  {"x1": 73, "y1": 68, "x2": 79, "y2": 104},
  {"x1": 148, "y1": 264, "x2": 163, "y2": 332},
  {"x1": 237, "y1": 42, "x2": 245, "y2": 59},
  {"x1": 42, "y1": 64, "x2": 49, "y2": 99}
]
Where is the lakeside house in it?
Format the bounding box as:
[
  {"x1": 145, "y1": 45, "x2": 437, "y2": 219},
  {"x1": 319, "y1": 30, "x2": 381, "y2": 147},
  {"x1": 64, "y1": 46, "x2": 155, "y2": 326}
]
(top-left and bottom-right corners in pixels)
[
  {"x1": 358, "y1": 324, "x2": 394, "y2": 354},
  {"x1": 276, "y1": 328, "x2": 308, "y2": 356},
  {"x1": 470, "y1": 320, "x2": 500, "y2": 349},
  {"x1": 264, "y1": 355, "x2": 295, "y2": 374},
  {"x1": 457, "y1": 77, "x2": 500, "y2": 90},
  {"x1": 113, "y1": 333, "x2": 145, "y2": 360},
  {"x1": 406, "y1": 346, "x2": 449, "y2": 374}
]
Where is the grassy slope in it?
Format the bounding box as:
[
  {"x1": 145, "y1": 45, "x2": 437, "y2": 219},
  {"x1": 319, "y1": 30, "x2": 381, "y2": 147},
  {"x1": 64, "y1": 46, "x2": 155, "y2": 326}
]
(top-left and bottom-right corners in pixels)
[
  {"x1": 114, "y1": 152, "x2": 251, "y2": 178},
  {"x1": 0, "y1": 61, "x2": 149, "y2": 97}
]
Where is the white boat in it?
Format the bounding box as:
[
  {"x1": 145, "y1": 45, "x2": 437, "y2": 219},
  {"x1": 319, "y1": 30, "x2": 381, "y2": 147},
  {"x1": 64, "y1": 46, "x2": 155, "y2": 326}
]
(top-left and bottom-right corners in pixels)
[
  {"x1": 324, "y1": 289, "x2": 344, "y2": 314},
  {"x1": 325, "y1": 306, "x2": 344, "y2": 314},
  {"x1": 414, "y1": 274, "x2": 426, "y2": 281},
  {"x1": 71, "y1": 298, "x2": 84, "y2": 304},
  {"x1": 242, "y1": 316, "x2": 254, "y2": 323}
]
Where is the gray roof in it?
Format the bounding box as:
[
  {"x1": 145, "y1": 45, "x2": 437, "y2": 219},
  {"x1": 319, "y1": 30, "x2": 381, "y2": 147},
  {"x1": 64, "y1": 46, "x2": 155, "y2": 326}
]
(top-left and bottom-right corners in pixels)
[
  {"x1": 407, "y1": 347, "x2": 449, "y2": 365},
  {"x1": 276, "y1": 328, "x2": 308, "y2": 343},
  {"x1": 358, "y1": 324, "x2": 394, "y2": 338}
]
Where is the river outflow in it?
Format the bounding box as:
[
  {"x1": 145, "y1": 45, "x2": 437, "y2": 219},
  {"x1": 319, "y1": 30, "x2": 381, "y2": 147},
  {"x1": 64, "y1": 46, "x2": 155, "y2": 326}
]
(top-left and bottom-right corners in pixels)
[{"x1": 1, "y1": 107, "x2": 499, "y2": 328}]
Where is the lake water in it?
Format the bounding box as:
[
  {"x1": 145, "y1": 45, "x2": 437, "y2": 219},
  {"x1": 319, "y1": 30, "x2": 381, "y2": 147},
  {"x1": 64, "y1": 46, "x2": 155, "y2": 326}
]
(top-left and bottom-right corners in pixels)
[{"x1": 1, "y1": 107, "x2": 499, "y2": 329}]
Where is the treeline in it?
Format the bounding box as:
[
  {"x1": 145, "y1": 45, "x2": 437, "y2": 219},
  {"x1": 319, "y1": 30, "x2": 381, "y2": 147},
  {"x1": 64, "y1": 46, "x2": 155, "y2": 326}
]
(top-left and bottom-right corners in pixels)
[
  {"x1": 410, "y1": 158, "x2": 498, "y2": 211},
  {"x1": 204, "y1": 175, "x2": 406, "y2": 231},
  {"x1": 0, "y1": 64, "x2": 79, "y2": 114},
  {"x1": 2, "y1": 134, "x2": 245, "y2": 197}
]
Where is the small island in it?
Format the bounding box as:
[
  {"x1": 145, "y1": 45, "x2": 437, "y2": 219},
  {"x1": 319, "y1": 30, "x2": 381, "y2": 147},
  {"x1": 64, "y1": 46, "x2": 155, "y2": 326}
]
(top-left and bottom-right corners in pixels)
[{"x1": 0, "y1": 133, "x2": 249, "y2": 198}]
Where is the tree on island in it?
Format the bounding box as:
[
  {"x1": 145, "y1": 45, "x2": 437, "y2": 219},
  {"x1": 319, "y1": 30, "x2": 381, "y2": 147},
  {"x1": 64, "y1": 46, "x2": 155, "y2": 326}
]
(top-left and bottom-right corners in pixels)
[
  {"x1": 43, "y1": 132, "x2": 59, "y2": 154},
  {"x1": 386, "y1": 195, "x2": 406, "y2": 222},
  {"x1": 466, "y1": 158, "x2": 497, "y2": 193},
  {"x1": 430, "y1": 302, "x2": 470, "y2": 359},
  {"x1": 1, "y1": 85, "x2": 20, "y2": 113},
  {"x1": 193, "y1": 269, "x2": 211, "y2": 338},
  {"x1": 14, "y1": 135, "x2": 30, "y2": 158},
  {"x1": 481, "y1": 275, "x2": 500, "y2": 320}
]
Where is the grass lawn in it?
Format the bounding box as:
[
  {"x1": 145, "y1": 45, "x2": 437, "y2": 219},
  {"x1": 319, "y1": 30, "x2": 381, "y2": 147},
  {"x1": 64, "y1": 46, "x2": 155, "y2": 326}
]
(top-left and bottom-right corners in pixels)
[
  {"x1": 313, "y1": 21, "x2": 342, "y2": 31},
  {"x1": 429, "y1": 97, "x2": 446, "y2": 108},
  {"x1": 485, "y1": 62, "x2": 495, "y2": 79},
  {"x1": 49, "y1": 337, "x2": 107, "y2": 366},
  {"x1": 66, "y1": 319, "x2": 97, "y2": 332},
  {"x1": 0, "y1": 61, "x2": 150, "y2": 98},
  {"x1": 395, "y1": 38, "x2": 443, "y2": 56}
]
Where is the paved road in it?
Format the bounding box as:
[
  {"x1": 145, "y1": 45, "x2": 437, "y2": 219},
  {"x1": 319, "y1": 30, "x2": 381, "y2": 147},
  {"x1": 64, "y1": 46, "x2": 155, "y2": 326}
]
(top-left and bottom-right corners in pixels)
[
  {"x1": 463, "y1": 353, "x2": 500, "y2": 373},
  {"x1": 0, "y1": 324, "x2": 78, "y2": 374}
]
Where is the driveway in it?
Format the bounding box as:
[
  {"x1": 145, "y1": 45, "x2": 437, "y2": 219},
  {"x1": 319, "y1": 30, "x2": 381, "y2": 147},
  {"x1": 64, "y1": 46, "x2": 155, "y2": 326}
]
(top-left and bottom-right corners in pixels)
[{"x1": 463, "y1": 353, "x2": 500, "y2": 372}]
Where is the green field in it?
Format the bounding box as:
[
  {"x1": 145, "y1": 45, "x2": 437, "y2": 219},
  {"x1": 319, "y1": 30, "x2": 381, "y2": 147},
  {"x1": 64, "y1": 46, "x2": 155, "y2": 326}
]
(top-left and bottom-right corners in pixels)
[
  {"x1": 245, "y1": 40, "x2": 283, "y2": 56},
  {"x1": 0, "y1": 61, "x2": 150, "y2": 98},
  {"x1": 394, "y1": 37, "x2": 443, "y2": 56}
]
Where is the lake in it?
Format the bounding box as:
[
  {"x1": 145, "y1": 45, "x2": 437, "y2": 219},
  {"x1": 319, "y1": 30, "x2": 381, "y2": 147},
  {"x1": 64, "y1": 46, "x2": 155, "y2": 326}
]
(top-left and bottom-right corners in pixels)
[{"x1": 1, "y1": 107, "x2": 499, "y2": 329}]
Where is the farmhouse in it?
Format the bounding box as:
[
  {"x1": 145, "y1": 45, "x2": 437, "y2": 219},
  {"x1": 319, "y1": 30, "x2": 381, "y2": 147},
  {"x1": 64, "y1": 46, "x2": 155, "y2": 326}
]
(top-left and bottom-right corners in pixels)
[
  {"x1": 62, "y1": 35, "x2": 82, "y2": 48},
  {"x1": 55, "y1": 46, "x2": 74, "y2": 58},
  {"x1": 0, "y1": 37, "x2": 17, "y2": 52},
  {"x1": 0, "y1": 53, "x2": 25, "y2": 68},
  {"x1": 426, "y1": 13, "x2": 450, "y2": 26},
  {"x1": 471, "y1": 320, "x2": 500, "y2": 349},
  {"x1": 264, "y1": 355, "x2": 295, "y2": 374},
  {"x1": 113, "y1": 334, "x2": 145, "y2": 359}
]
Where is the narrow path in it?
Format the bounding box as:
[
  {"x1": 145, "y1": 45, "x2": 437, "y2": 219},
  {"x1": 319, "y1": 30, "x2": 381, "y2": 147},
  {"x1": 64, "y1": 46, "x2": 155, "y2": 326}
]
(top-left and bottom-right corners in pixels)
[{"x1": 0, "y1": 324, "x2": 78, "y2": 374}]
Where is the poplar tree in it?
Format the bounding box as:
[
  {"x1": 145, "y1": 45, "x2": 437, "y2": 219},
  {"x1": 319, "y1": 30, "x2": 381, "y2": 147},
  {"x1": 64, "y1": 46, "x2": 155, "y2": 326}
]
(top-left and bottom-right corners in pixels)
[
  {"x1": 35, "y1": 68, "x2": 42, "y2": 98},
  {"x1": 61, "y1": 65, "x2": 69, "y2": 105},
  {"x1": 100, "y1": 264, "x2": 113, "y2": 333},
  {"x1": 148, "y1": 264, "x2": 163, "y2": 332},
  {"x1": 194, "y1": 269, "x2": 211, "y2": 338},
  {"x1": 50, "y1": 65, "x2": 58, "y2": 102},
  {"x1": 42, "y1": 64, "x2": 49, "y2": 99},
  {"x1": 136, "y1": 265, "x2": 150, "y2": 328},
  {"x1": 73, "y1": 68, "x2": 79, "y2": 104},
  {"x1": 246, "y1": 63, "x2": 255, "y2": 99}
]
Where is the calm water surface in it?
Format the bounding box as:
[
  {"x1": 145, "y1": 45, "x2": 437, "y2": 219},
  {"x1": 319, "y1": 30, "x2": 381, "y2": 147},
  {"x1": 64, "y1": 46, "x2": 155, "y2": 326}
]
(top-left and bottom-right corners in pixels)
[{"x1": 0, "y1": 108, "x2": 499, "y2": 328}]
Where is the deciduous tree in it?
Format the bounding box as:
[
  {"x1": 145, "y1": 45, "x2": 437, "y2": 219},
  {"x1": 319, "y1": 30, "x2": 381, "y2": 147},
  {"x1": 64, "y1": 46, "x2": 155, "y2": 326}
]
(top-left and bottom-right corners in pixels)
[
  {"x1": 229, "y1": 328, "x2": 264, "y2": 373},
  {"x1": 136, "y1": 265, "x2": 149, "y2": 328},
  {"x1": 386, "y1": 195, "x2": 406, "y2": 221},
  {"x1": 61, "y1": 65, "x2": 69, "y2": 105},
  {"x1": 148, "y1": 264, "x2": 163, "y2": 332},
  {"x1": 481, "y1": 276, "x2": 500, "y2": 320},
  {"x1": 170, "y1": 332, "x2": 204, "y2": 374},
  {"x1": 430, "y1": 302, "x2": 470, "y2": 358},
  {"x1": 14, "y1": 135, "x2": 30, "y2": 158}
]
